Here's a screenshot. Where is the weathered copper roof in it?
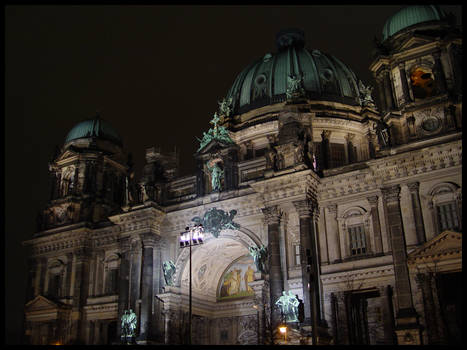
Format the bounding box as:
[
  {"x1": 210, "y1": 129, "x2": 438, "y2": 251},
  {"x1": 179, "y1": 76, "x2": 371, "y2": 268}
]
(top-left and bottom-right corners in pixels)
[
  {"x1": 382, "y1": 5, "x2": 446, "y2": 41},
  {"x1": 224, "y1": 29, "x2": 361, "y2": 115},
  {"x1": 64, "y1": 116, "x2": 122, "y2": 146}
]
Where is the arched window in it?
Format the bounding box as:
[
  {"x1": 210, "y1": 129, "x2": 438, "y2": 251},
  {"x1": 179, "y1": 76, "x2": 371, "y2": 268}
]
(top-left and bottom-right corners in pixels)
[
  {"x1": 430, "y1": 183, "x2": 462, "y2": 234},
  {"x1": 342, "y1": 207, "x2": 371, "y2": 258},
  {"x1": 410, "y1": 67, "x2": 436, "y2": 99}
]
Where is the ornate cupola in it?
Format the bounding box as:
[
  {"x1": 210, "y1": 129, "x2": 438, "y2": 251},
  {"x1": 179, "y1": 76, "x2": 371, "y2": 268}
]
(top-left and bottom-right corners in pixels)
[
  {"x1": 37, "y1": 115, "x2": 128, "y2": 232},
  {"x1": 370, "y1": 5, "x2": 462, "y2": 148}
]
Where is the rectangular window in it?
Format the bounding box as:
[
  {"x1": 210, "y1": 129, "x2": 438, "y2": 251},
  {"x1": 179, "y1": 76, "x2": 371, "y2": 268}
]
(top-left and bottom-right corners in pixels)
[
  {"x1": 330, "y1": 143, "x2": 346, "y2": 168},
  {"x1": 293, "y1": 244, "x2": 301, "y2": 266},
  {"x1": 437, "y1": 202, "x2": 459, "y2": 233},
  {"x1": 106, "y1": 269, "x2": 119, "y2": 294},
  {"x1": 48, "y1": 273, "x2": 61, "y2": 298},
  {"x1": 348, "y1": 225, "x2": 366, "y2": 256}
]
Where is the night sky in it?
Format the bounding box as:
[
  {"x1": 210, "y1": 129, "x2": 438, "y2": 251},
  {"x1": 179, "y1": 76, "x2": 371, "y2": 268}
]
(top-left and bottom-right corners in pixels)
[{"x1": 5, "y1": 5, "x2": 461, "y2": 344}]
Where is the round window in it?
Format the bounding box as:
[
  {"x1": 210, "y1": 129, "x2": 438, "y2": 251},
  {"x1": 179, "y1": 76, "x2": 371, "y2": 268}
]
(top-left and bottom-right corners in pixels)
[
  {"x1": 255, "y1": 74, "x2": 267, "y2": 86},
  {"x1": 422, "y1": 117, "x2": 440, "y2": 132},
  {"x1": 321, "y1": 69, "x2": 334, "y2": 82}
]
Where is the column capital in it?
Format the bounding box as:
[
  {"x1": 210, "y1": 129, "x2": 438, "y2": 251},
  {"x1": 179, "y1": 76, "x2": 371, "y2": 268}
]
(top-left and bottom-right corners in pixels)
[
  {"x1": 262, "y1": 205, "x2": 282, "y2": 225},
  {"x1": 321, "y1": 130, "x2": 332, "y2": 140},
  {"x1": 293, "y1": 199, "x2": 317, "y2": 218},
  {"x1": 367, "y1": 195, "x2": 379, "y2": 207},
  {"x1": 326, "y1": 204, "x2": 338, "y2": 217},
  {"x1": 381, "y1": 185, "x2": 401, "y2": 203},
  {"x1": 407, "y1": 182, "x2": 420, "y2": 193},
  {"x1": 140, "y1": 232, "x2": 159, "y2": 248},
  {"x1": 119, "y1": 236, "x2": 131, "y2": 252}
]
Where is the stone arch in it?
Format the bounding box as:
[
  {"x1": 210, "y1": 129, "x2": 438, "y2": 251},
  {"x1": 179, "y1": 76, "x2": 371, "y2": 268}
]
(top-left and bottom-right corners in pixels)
[{"x1": 172, "y1": 227, "x2": 261, "y2": 297}]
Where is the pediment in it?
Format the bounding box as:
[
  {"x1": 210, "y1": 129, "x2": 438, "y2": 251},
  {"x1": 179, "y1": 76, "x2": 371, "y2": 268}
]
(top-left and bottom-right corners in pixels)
[
  {"x1": 397, "y1": 36, "x2": 433, "y2": 52},
  {"x1": 407, "y1": 230, "x2": 462, "y2": 264},
  {"x1": 25, "y1": 295, "x2": 60, "y2": 311},
  {"x1": 197, "y1": 139, "x2": 236, "y2": 155},
  {"x1": 56, "y1": 148, "x2": 79, "y2": 162}
]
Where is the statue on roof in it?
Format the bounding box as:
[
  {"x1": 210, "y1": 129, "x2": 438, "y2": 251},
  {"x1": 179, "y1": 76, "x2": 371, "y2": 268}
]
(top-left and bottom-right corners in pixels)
[
  {"x1": 197, "y1": 113, "x2": 235, "y2": 152},
  {"x1": 358, "y1": 80, "x2": 376, "y2": 108},
  {"x1": 218, "y1": 97, "x2": 233, "y2": 117},
  {"x1": 286, "y1": 74, "x2": 305, "y2": 100}
]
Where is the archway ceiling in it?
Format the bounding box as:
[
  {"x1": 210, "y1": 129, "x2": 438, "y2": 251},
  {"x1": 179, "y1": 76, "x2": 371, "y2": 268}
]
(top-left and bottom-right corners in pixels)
[{"x1": 180, "y1": 236, "x2": 249, "y2": 300}]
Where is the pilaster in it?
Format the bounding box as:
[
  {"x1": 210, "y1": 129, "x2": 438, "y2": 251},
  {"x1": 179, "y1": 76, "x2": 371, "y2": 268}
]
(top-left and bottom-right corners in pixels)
[
  {"x1": 367, "y1": 195, "x2": 383, "y2": 255},
  {"x1": 262, "y1": 205, "x2": 283, "y2": 330},
  {"x1": 381, "y1": 185, "x2": 420, "y2": 344}
]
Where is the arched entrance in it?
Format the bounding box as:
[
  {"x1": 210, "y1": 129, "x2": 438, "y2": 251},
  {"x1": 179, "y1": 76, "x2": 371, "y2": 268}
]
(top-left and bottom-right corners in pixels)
[{"x1": 160, "y1": 229, "x2": 262, "y2": 344}]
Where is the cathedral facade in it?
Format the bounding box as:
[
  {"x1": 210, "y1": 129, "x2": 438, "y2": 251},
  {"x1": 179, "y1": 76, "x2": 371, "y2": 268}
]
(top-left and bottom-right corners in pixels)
[{"x1": 23, "y1": 6, "x2": 462, "y2": 345}]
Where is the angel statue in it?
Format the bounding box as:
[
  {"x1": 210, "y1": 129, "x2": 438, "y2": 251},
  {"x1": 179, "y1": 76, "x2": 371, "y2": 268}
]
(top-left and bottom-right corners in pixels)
[{"x1": 163, "y1": 260, "x2": 176, "y2": 286}]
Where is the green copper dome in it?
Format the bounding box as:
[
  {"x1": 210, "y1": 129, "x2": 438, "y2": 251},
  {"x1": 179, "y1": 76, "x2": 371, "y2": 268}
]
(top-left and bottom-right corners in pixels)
[
  {"x1": 64, "y1": 116, "x2": 123, "y2": 146},
  {"x1": 382, "y1": 5, "x2": 446, "y2": 41},
  {"x1": 224, "y1": 29, "x2": 361, "y2": 115}
]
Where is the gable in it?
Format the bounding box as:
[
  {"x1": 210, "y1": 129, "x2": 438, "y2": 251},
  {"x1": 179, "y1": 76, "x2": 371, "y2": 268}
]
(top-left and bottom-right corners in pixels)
[
  {"x1": 407, "y1": 230, "x2": 462, "y2": 264},
  {"x1": 25, "y1": 295, "x2": 59, "y2": 311},
  {"x1": 397, "y1": 36, "x2": 433, "y2": 52}
]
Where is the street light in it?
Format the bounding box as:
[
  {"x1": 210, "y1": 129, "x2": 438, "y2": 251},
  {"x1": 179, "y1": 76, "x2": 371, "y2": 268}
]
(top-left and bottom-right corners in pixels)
[
  {"x1": 279, "y1": 325, "x2": 287, "y2": 344},
  {"x1": 179, "y1": 224, "x2": 204, "y2": 345}
]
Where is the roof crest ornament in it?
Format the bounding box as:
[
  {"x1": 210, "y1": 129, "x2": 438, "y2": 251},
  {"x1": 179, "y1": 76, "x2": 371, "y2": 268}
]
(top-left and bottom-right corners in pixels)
[{"x1": 196, "y1": 112, "x2": 235, "y2": 152}]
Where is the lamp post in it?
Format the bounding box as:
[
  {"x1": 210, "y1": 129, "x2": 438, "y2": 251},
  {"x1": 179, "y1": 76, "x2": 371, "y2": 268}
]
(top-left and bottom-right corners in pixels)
[
  {"x1": 179, "y1": 224, "x2": 204, "y2": 345},
  {"x1": 279, "y1": 325, "x2": 287, "y2": 345}
]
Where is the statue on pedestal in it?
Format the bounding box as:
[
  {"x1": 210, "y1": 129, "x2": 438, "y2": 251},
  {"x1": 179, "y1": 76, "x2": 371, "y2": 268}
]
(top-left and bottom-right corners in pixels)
[
  {"x1": 275, "y1": 291, "x2": 300, "y2": 322},
  {"x1": 121, "y1": 309, "x2": 137, "y2": 344}
]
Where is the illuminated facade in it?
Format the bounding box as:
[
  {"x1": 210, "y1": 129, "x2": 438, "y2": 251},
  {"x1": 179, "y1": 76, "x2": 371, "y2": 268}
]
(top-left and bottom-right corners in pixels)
[{"x1": 23, "y1": 6, "x2": 461, "y2": 345}]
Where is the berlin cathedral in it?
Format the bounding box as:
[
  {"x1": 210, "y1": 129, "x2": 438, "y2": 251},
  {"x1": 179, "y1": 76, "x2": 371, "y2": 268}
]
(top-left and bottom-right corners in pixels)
[{"x1": 22, "y1": 5, "x2": 462, "y2": 345}]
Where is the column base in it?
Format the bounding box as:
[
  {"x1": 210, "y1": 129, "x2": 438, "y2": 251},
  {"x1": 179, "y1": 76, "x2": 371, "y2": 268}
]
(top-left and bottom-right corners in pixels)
[{"x1": 395, "y1": 308, "x2": 422, "y2": 345}]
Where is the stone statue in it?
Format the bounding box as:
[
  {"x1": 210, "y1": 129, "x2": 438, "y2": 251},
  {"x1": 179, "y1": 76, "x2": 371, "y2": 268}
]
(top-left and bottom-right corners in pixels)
[
  {"x1": 121, "y1": 309, "x2": 137, "y2": 343},
  {"x1": 163, "y1": 260, "x2": 176, "y2": 286},
  {"x1": 275, "y1": 291, "x2": 300, "y2": 322},
  {"x1": 286, "y1": 74, "x2": 305, "y2": 99},
  {"x1": 248, "y1": 245, "x2": 268, "y2": 274},
  {"x1": 206, "y1": 161, "x2": 224, "y2": 192},
  {"x1": 294, "y1": 142, "x2": 304, "y2": 164},
  {"x1": 358, "y1": 80, "x2": 376, "y2": 107},
  {"x1": 192, "y1": 207, "x2": 240, "y2": 238},
  {"x1": 218, "y1": 97, "x2": 233, "y2": 117},
  {"x1": 375, "y1": 120, "x2": 390, "y2": 147}
]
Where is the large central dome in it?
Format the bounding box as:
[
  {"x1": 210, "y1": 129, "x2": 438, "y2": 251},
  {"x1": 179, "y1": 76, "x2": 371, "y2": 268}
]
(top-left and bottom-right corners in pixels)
[{"x1": 225, "y1": 29, "x2": 361, "y2": 115}]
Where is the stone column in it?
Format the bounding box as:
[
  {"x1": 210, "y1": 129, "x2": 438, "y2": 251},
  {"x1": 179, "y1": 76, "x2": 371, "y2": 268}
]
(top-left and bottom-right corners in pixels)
[
  {"x1": 72, "y1": 248, "x2": 91, "y2": 344},
  {"x1": 262, "y1": 205, "x2": 283, "y2": 330},
  {"x1": 129, "y1": 239, "x2": 142, "y2": 311},
  {"x1": 380, "y1": 285, "x2": 396, "y2": 344},
  {"x1": 117, "y1": 237, "x2": 131, "y2": 341},
  {"x1": 407, "y1": 182, "x2": 426, "y2": 245},
  {"x1": 138, "y1": 233, "x2": 157, "y2": 342},
  {"x1": 375, "y1": 74, "x2": 387, "y2": 113},
  {"x1": 398, "y1": 63, "x2": 411, "y2": 105},
  {"x1": 432, "y1": 52, "x2": 447, "y2": 94},
  {"x1": 415, "y1": 273, "x2": 441, "y2": 344},
  {"x1": 383, "y1": 69, "x2": 394, "y2": 111},
  {"x1": 250, "y1": 279, "x2": 268, "y2": 345},
  {"x1": 381, "y1": 185, "x2": 420, "y2": 344},
  {"x1": 367, "y1": 196, "x2": 383, "y2": 255},
  {"x1": 293, "y1": 200, "x2": 313, "y2": 323},
  {"x1": 321, "y1": 130, "x2": 331, "y2": 170},
  {"x1": 325, "y1": 204, "x2": 341, "y2": 263}
]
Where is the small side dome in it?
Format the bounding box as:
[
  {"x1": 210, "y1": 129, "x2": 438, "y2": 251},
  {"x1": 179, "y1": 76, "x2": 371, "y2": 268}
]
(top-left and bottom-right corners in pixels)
[
  {"x1": 64, "y1": 116, "x2": 123, "y2": 146},
  {"x1": 382, "y1": 5, "x2": 446, "y2": 41}
]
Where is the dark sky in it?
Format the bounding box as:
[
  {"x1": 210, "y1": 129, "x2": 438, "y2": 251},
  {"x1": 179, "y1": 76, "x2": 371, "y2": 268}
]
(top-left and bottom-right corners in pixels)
[{"x1": 5, "y1": 5, "x2": 461, "y2": 344}]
